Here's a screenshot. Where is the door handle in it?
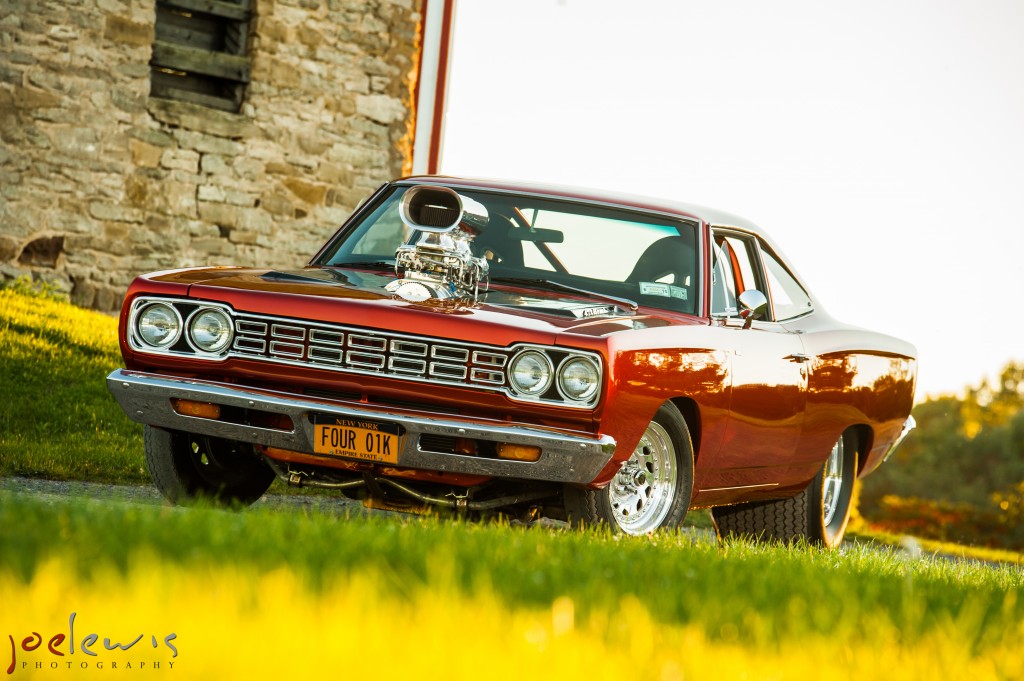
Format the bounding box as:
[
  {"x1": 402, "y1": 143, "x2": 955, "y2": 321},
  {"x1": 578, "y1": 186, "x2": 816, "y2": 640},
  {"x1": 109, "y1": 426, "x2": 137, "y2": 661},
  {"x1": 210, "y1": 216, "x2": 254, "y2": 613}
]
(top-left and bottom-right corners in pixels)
[{"x1": 785, "y1": 353, "x2": 811, "y2": 363}]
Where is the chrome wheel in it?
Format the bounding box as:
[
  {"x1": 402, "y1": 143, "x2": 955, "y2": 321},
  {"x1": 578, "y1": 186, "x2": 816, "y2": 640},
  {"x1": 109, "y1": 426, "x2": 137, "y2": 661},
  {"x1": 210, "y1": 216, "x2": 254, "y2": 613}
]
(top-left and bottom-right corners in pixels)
[
  {"x1": 564, "y1": 402, "x2": 693, "y2": 533},
  {"x1": 822, "y1": 435, "x2": 845, "y2": 526},
  {"x1": 607, "y1": 421, "x2": 678, "y2": 534}
]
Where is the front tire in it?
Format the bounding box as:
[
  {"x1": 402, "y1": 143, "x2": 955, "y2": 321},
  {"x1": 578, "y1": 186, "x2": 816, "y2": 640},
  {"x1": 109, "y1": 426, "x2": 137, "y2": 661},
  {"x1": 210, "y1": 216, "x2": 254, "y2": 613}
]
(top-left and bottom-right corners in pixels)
[
  {"x1": 565, "y1": 402, "x2": 694, "y2": 534},
  {"x1": 711, "y1": 430, "x2": 857, "y2": 548},
  {"x1": 144, "y1": 426, "x2": 275, "y2": 506}
]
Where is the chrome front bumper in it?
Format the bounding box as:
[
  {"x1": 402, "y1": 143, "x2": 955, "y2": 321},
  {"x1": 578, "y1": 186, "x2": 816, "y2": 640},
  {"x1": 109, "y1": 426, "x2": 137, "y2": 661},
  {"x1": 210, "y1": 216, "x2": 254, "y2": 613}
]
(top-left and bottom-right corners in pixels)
[{"x1": 106, "y1": 369, "x2": 616, "y2": 484}]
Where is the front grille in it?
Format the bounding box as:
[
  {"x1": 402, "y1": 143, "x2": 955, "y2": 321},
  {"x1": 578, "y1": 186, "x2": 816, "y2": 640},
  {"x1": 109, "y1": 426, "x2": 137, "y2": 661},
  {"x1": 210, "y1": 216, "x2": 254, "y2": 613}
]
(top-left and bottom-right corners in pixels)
[
  {"x1": 232, "y1": 312, "x2": 510, "y2": 392},
  {"x1": 126, "y1": 296, "x2": 602, "y2": 410}
]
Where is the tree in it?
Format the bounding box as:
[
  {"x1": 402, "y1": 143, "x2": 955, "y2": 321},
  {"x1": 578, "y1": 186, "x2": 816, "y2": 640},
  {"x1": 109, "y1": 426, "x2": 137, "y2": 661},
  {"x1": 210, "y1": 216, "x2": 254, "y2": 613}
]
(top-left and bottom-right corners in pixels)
[{"x1": 860, "y1": 361, "x2": 1024, "y2": 512}]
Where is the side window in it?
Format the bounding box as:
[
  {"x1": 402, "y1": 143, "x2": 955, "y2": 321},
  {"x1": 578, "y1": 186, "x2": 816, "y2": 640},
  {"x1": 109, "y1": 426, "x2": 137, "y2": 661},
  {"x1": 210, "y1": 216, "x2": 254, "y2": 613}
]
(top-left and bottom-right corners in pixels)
[
  {"x1": 711, "y1": 232, "x2": 764, "y2": 317},
  {"x1": 761, "y1": 245, "x2": 813, "y2": 320}
]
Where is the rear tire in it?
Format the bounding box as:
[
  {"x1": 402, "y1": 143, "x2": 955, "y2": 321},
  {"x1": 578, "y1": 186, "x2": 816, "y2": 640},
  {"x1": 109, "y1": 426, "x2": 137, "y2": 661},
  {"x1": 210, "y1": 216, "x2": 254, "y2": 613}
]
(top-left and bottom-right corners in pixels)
[
  {"x1": 144, "y1": 426, "x2": 275, "y2": 506},
  {"x1": 565, "y1": 402, "x2": 693, "y2": 534},
  {"x1": 711, "y1": 430, "x2": 857, "y2": 548}
]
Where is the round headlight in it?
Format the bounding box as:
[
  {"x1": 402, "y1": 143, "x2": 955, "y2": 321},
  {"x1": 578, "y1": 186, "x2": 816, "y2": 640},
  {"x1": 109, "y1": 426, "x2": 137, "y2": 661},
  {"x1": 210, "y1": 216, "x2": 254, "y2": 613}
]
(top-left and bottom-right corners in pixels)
[
  {"x1": 137, "y1": 303, "x2": 181, "y2": 348},
  {"x1": 189, "y1": 308, "x2": 233, "y2": 353},
  {"x1": 558, "y1": 356, "x2": 600, "y2": 402},
  {"x1": 509, "y1": 350, "x2": 553, "y2": 396}
]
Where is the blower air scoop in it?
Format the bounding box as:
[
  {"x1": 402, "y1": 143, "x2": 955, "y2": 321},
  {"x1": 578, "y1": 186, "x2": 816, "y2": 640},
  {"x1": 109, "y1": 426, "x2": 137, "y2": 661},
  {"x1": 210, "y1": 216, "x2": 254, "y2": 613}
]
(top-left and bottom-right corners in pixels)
[{"x1": 386, "y1": 185, "x2": 490, "y2": 303}]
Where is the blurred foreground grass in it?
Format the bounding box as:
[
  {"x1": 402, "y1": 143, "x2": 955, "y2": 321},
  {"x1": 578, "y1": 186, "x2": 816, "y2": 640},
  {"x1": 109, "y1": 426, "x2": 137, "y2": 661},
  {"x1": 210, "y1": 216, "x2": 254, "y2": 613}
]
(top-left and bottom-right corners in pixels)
[
  {"x1": 3, "y1": 558, "x2": 1017, "y2": 679},
  {"x1": 1, "y1": 494, "x2": 1022, "y2": 679}
]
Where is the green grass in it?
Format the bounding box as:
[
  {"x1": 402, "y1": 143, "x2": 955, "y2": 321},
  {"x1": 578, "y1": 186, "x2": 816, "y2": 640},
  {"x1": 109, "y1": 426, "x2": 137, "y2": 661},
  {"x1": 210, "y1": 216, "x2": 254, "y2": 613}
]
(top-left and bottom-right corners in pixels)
[
  {"x1": 2, "y1": 492, "x2": 1021, "y2": 651},
  {"x1": 0, "y1": 282, "x2": 148, "y2": 482},
  {"x1": 3, "y1": 283, "x2": 1024, "y2": 676}
]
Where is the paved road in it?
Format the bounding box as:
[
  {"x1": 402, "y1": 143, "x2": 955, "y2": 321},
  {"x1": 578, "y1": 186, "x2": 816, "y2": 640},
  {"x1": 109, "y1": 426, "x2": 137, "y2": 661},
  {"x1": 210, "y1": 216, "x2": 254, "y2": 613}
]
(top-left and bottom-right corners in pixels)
[{"x1": 0, "y1": 475, "x2": 370, "y2": 516}]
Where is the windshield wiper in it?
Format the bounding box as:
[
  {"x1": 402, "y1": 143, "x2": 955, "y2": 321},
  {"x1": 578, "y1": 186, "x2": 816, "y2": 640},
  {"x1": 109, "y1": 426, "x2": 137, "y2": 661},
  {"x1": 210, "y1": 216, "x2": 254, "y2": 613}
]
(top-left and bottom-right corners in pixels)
[
  {"x1": 486, "y1": 276, "x2": 638, "y2": 313},
  {"x1": 327, "y1": 261, "x2": 395, "y2": 270}
]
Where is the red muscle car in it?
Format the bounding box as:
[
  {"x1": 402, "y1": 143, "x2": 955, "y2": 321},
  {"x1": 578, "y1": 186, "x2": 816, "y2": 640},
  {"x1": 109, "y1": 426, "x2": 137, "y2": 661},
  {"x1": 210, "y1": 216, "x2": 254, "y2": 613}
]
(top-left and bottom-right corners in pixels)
[{"x1": 107, "y1": 176, "x2": 917, "y2": 547}]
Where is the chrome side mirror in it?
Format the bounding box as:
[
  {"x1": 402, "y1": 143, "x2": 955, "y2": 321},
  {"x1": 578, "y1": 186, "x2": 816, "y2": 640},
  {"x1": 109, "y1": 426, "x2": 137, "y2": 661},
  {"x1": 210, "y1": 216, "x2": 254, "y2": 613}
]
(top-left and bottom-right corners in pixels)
[{"x1": 738, "y1": 289, "x2": 768, "y2": 329}]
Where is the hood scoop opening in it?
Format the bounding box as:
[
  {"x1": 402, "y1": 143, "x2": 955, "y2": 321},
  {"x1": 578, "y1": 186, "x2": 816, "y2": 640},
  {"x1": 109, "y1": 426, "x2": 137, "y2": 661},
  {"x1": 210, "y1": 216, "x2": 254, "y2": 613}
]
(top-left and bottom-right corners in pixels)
[{"x1": 261, "y1": 269, "x2": 354, "y2": 286}]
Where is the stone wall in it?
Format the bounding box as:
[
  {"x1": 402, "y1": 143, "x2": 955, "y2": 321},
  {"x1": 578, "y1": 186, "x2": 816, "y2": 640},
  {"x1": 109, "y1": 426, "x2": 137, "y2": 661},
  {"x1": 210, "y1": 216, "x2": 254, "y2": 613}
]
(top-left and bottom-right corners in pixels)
[{"x1": 0, "y1": 0, "x2": 421, "y2": 311}]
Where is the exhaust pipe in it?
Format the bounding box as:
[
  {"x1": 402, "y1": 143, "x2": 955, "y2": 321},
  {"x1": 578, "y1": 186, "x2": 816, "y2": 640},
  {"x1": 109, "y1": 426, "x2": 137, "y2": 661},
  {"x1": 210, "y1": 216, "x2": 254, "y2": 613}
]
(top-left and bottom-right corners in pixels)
[{"x1": 264, "y1": 457, "x2": 553, "y2": 511}]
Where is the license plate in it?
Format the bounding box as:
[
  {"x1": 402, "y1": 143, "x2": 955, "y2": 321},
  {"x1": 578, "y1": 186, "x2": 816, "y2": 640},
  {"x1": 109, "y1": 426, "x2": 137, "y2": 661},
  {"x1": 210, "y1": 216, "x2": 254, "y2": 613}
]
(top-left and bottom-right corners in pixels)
[{"x1": 313, "y1": 417, "x2": 403, "y2": 464}]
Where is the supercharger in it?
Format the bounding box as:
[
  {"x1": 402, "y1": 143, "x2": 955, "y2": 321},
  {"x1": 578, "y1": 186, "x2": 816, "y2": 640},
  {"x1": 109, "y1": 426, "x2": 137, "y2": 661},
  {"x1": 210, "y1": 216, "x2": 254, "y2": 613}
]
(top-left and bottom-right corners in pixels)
[{"x1": 385, "y1": 185, "x2": 490, "y2": 303}]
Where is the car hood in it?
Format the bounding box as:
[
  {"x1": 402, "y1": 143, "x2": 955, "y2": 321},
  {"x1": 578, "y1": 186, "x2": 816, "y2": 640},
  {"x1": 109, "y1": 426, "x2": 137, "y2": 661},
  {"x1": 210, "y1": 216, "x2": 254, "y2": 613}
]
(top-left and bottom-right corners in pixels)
[{"x1": 145, "y1": 266, "x2": 690, "y2": 345}]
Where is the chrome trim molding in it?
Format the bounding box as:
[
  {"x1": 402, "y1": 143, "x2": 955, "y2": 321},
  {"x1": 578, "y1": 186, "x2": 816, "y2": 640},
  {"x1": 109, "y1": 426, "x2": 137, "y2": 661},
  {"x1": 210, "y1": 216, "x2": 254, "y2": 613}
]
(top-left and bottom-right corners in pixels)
[
  {"x1": 699, "y1": 482, "x2": 780, "y2": 493},
  {"x1": 882, "y1": 415, "x2": 917, "y2": 463},
  {"x1": 107, "y1": 369, "x2": 616, "y2": 484}
]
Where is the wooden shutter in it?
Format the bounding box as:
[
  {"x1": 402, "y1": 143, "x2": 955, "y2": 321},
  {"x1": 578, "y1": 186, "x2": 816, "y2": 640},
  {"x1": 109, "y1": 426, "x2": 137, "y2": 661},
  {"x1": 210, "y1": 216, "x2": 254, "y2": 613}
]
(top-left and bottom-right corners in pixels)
[{"x1": 150, "y1": 0, "x2": 252, "y2": 113}]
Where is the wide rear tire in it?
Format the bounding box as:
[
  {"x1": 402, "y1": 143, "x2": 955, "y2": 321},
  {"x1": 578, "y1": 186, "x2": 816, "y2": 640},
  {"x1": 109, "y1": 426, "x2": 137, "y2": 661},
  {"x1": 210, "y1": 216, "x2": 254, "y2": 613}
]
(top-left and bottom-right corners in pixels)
[
  {"x1": 144, "y1": 426, "x2": 275, "y2": 506},
  {"x1": 711, "y1": 430, "x2": 857, "y2": 548},
  {"x1": 565, "y1": 402, "x2": 693, "y2": 534}
]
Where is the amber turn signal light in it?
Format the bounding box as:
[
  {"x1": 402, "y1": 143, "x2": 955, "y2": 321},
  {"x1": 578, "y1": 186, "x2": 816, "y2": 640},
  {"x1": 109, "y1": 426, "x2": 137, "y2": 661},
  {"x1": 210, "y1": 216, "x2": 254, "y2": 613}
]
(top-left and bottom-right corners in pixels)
[
  {"x1": 497, "y1": 443, "x2": 542, "y2": 462},
  {"x1": 171, "y1": 399, "x2": 221, "y2": 419}
]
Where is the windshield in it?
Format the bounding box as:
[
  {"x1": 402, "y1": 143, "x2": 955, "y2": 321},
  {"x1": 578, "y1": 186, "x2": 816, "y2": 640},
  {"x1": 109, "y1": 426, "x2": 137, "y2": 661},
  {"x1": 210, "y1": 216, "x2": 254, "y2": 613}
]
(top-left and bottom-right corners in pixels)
[{"x1": 318, "y1": 185, "x2": 699, "y2": 315}]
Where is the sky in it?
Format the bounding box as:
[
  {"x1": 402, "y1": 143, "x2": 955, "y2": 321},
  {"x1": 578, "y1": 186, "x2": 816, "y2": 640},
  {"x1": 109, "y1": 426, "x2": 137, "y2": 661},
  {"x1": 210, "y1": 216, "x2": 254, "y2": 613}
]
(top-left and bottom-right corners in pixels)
[{"x1": 438, "y1": 0, "x2": 1024, "y2": 401}]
